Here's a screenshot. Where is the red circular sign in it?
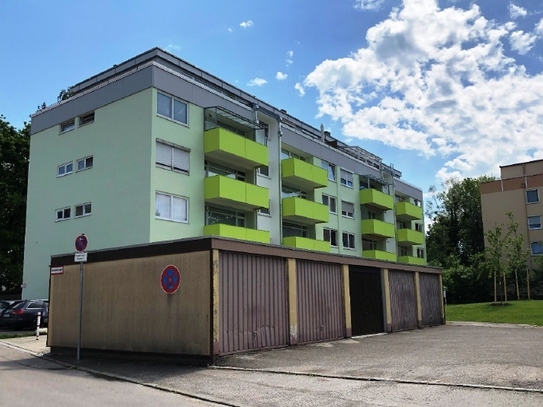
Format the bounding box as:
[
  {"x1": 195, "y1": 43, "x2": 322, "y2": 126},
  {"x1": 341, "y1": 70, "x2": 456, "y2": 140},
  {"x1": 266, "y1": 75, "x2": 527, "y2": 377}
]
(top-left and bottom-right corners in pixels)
[
  {"x1": 75, "y1": 234, "x2": 88, "y2": 252},
  {"x1": 160, "y1": 265, "x2": 181, "y2": 294}
]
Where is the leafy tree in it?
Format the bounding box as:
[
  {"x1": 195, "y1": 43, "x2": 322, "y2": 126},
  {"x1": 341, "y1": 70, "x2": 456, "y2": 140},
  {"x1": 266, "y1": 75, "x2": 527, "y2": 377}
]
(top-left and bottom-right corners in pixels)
[
  {"x1": 57, "y1": 87, "x2": 73, "y2": 102},
  {"x1": 506, "y1": 212, "x2": 530, "y2": 300},
  {"x1": 485, "y1": 224, "x2": 509, "y2": 304},
  {"x1": 0, "y1": 116, "x2": 30, "y2": 291}
]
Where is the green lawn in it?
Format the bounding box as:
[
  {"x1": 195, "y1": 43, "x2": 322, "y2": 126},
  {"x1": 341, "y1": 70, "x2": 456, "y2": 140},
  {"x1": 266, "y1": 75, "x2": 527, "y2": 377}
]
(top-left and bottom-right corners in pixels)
[{"x1": 446, "y1": 300, "x2": 543, "y2": 326}]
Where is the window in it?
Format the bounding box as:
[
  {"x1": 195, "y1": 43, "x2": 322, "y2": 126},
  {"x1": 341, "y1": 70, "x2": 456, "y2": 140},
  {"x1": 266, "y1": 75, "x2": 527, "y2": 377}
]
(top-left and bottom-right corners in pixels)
[
  {"x1": 156, "y1": 141, "x2": 190, "y2": 174},
  {"x1": 157, "y1": 92, "x2": 188, "y2": 124},
  {"x1": 363, "y1": 239, "x2": 377, "y2": 250},
  {"x1": 282, "y1": 186, "x2": 307, "y2": 199},
  {"x1": 322, "y1": 194, "x2": 337, "y2": 213},
  {"x1": 368, "y1": 211, "x2": 377, "y2": 220},
  {"x1": 206, "y1": 206, "x2": 245, "y2": 226},
  {"x1": 57, "y1": 162, "x2": 73, "y2": 177},
  {"x1": 321, "y1": 160, "x2": 336, "y2": 181},
  {"x1": 341, "y1": 201, "x2": 354, "y2": 218},
  {"x1": 281, "y1": 149, "x2": 305, "y2": 161},
  {"x1": 55, "y1": 207, "x2": 71, "y2": 221},
  {"x1": 415, "y1": 223, "x2": 424, "y2": 233},
  {"x1": 417, "y1": 248, "x2": 425, "y2": 258},
  {"x1": 342, "y1": 232, "x2": 355, "y2": 249},
  {"x1": 526, "y1": 189, "x2": 540, "y2": 204},
  {"x1": 76, "y1": 156, "x2": 93, "y2": 171},
  {"x1": 340, "y1": 169, "x2": 354, "y2": 188},
  {"x1": 257, "y1": 166, "x2": 269, "y2": 176},
  {"x1": 258, "y1": 206, "x2": 270, "y2": 215},
  {"x1": 79, "y1": 112, "x2": 95, "y2": 126},
  {"x1": 60, "y1": 119, "x2": 75, "y2": 133},
  {"x1": 323, "y1": 228, "x2": 338, "y2": 247},
  {"x1": 75, "y1": 202, "x2": 92, "y2": 218},
  {"x1": 399, "y1": 246, "x2": 409, "y2": 256},
  {"x1": 155, "y1": 193, "x2": 188, "y2": 222},
  {"x1": 205, "y1": 162, "x2": 245, "y2": 181},
  {"x1": 528, "y1": 216, "x2": 542, "y2": 230},
  {"x1": 530, "y1": 242, "x2": 543, "y2": 255},
  {"x1": 283, "y1": 222, "x2": 308, "y2": 238}
]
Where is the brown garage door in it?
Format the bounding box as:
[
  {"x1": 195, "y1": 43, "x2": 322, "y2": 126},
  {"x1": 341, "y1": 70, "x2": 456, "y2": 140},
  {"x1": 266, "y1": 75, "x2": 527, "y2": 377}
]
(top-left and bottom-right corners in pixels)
[
  {"x1": 420, "y1": 273, "x2": 442, "y2": 327},
  {"x1": 219, "y1": 252, "x2": 288, "y2": 355},
  {"x1": 349, "y1": 266, "x2": 384, "y2": 336},
  {"x1": 389, "y1": 270, "x2": 417, "y2": 331},
  {"x1": 297, "y1": 260, "x2": 344, "y2": 343}
]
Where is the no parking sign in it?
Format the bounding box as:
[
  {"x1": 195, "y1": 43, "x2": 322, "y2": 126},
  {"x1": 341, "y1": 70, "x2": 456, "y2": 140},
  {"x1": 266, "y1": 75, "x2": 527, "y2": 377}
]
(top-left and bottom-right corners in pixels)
[{"x1": 160, "y1": 265, "x2": 181, "y2": 294}]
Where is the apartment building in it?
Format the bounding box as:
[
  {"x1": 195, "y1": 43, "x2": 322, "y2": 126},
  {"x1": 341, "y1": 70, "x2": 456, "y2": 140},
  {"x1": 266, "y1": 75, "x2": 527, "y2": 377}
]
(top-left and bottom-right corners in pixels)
[
  {"x1": 24, "y1": 48, "x2": 425, "y2": 299},
  {"x1": 480, "y1": 159, "x2": 543, "y2": 269}
]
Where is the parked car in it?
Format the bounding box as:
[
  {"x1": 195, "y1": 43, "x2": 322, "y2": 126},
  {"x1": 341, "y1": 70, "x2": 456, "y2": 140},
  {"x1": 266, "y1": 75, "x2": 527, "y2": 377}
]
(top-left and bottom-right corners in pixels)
[
  {"x1": 1, "y1": 300, "x2": 48, "y2": 330},
  {"x1": 0, "y1": 300, "x2": 23, "y2": 328}
]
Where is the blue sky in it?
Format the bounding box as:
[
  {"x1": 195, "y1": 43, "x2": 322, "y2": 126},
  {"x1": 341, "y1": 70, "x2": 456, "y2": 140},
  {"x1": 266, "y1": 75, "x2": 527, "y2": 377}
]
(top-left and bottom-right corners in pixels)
[{"x1": 2, "y1": 0, "x2": 543, "y2": 202}]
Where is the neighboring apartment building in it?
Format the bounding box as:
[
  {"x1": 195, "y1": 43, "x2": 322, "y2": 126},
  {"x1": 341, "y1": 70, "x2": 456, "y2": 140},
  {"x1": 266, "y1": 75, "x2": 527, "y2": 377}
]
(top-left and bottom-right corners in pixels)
[
  {"x1": 480, "y1": 159, "x2": 543, "y2": 269},
  {"x1": 23, "y1": 48, "x2": 425, "y2": 299}
]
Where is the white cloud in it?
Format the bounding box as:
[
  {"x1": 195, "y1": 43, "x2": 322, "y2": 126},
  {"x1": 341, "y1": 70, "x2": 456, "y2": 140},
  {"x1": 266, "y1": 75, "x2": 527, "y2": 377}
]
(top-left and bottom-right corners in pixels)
[
  {"x1": 166, "y1": 44, "x2": 181, "y2": 52},
  {"x1": 303, "y1": 0, "x2": 543, "y2": 182},
  {"x1": 247, "y1": 77, "x2": 267, "y2": 87},
  {"x1": 227, "y1": 27, "x2": 233, "y2": 33},
  {"x1": 354, "y1": 0, "x2": 385, "y2": 10},
  {"x1": 509, "y1": 30, "x2": 538, "y2": 54},
  {"x1": 294, "y1": 83, "x2": 305, "y2": 96},
  {"x1": 536, "y1": 18, "x2": 543, "y2": 35},
  {"x1": 240, "y1": 20, "x2": 253, "y2": 29},
  {"x1": 509, "y1": 4, "x2": 527, "y2": 19},
  {"x1": 286, "y1": 50, "x2": 294, "y2": 65},
  {"x1": 276, "y1": 72, "x2": 288, "y2": 80}
]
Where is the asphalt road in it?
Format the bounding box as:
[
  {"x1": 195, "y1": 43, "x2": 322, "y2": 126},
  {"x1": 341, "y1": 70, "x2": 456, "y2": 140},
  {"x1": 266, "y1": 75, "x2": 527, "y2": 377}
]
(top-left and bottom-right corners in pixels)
[{"x1": 2, "y1": 323, "x2": 543, "y2": 406}]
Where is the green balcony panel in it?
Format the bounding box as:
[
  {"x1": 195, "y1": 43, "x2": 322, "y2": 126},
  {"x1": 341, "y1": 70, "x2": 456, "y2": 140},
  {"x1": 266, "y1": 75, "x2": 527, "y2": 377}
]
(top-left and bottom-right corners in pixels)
[
  {"x1": 363, "y1": 250, "x2": 397, "y2": 262},
  {"x1": 283, "y1": 236, "x2": 330, "y2": 252},
  {"x1": 397, "y1": 229, "x2": 424, "y2": 245},
  {"x1": 205, "y1": 175, "x2": 269, "y2": 211},
  {"x1": 282, "y1": 197, "x2": 328, "y2": 225},
  {"x1": 398, "y1": 256, "x2": 426, "y2": 266},
  {"x1": 204, "y1": 224, "x2": 270, "y2": 244},
  {"x1": 360, "y1": 188, "x2": 394, "y2": 210},
  {"x1": 204, "y1": 127, "x2": 268, "y2": 169},
  {"x1": 361, "y1": 219, "x2": 395, "y2": 238},
  {"x1": 281, "y1": 158, "x2": 328, "y2": 190},
  {"x1": 396, "y1": 201, "x2": 423, "y2": 221}
]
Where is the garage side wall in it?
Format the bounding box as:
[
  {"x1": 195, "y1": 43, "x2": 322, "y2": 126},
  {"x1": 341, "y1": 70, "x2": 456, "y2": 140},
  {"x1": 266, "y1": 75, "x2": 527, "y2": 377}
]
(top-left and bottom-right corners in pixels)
[{"x1": 48, "y1": 251, "x2": 211, "y2": 356}]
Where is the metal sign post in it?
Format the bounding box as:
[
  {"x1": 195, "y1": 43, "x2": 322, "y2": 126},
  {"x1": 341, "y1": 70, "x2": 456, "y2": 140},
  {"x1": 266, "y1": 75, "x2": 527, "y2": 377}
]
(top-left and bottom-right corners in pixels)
[{"x1": 74, "y1": 234, "x2": 88, "y2": 362}]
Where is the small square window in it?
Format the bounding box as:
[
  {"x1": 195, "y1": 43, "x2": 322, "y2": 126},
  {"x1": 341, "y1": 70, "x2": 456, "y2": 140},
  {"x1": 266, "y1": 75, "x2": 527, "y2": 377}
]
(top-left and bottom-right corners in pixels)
[
  {"x1": 342, "y1": 232, "x2": 355, "y2": 249},
  {"x1": 526, "y1": 189, "x2": 539, "y2": 204},
  {"x1": 77, "y1": 156, "x2": 93, "y2": 171},
  {"x1": 341, "y1": 201, "x2": 355, "y2": 218},
  {"x1": 157, "y1": 92, "x2": 188, "y2": 125},
  {"x1": 530, "y1": 241, "x2": 543, "y2": 255},
  {"x1": 55, "y1": 207, "x2": 71, "y2": 221},
  {"x1": 60, "y1": 119, "x2": 75, "y2": 133},
  {"x1": 324, "y1": 228, "x2": 338, "y2": 247},
  {"x1": 57, "y1": 162, "x2": 73, "y2": 177},
  {"x1": 79, "y1": 112, "x2": 95, "y2": 126},
  {"x1": 321, "y1": 161, "x2": 336, "y2": 182},
  {"x1": 528, "y1": 215, "x2": 542, "y2": 230},
  {"x1": 75, "y1": 202, "x2": 91, "y2": 218},
  {"x1": 322, "y1": 194, "x2": 337, "y2": 214},
  {"x1": 155, "y1": 192, "x2": 188, "y2": 222},
  {"x1": 340, "y1": 169, "x2": 354, "y2": 188}
]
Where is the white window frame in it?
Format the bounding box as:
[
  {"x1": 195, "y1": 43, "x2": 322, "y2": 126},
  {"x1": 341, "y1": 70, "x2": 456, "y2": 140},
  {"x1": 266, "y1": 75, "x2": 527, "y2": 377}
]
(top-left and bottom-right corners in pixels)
[
  {"x1": 156, "y1": 140, "x2": 190, "y2": 174},
  {"x1": 417, "y1": 248, "x2": 425, "y2": 259},
  {"x1": 157, "y1": 92, "x2": 188, "y2": 125},
  {"x1": 60, "y1": 119, "x2": 75, "y2": 133},
  {"x1": 74, "y1": 202, "x2": 92, "y2": 218},
  {"x1": 526, "y1": 189, "x2": 540, "y2": 204},
  {"x1": 341, "y1": 201, "x2": 355, "y2": 219},
  {"x1": 321, "y1": 160, "x2": 336, "y2": 182},
  {"x1": 155, "y1": 192, "x2": 188, "y2": 223},
  {"x1": 342, "y1": 232, "x2": 355, "y2": 250},
  {"x1": 323, "y1": 228, "x2": 338, "y2": 247},
  {"x1": 76, "y1": 156, "x2": 93, "y2": 171},
  {"x1": 55, "y1": 207, "x2": 71, "y2": 221},
  {"x1": 57, "y1": 161, "x2": 73, "y2": 177},
  {"x1": 78, "y1": 112, "x2": 95, "y2": 127},
  {"x1": 340, "y1": 169, "x2": 354, "y2": 188},
  {"x1": 530, "y1": 241, "x2": 543, "y2": 255},
  {"x1": 322, "y1": 194, "x2": 337, "y2": 214},
  {"x1": 528, "y1": 215, "x2": 542, "y2": 230}
]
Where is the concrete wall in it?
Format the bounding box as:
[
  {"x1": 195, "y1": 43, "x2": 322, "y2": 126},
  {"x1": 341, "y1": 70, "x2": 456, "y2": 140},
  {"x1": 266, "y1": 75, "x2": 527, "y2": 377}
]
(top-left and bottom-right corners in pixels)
[{"x1": 48, "y1": 251, "x2": 211, "y2": 356}]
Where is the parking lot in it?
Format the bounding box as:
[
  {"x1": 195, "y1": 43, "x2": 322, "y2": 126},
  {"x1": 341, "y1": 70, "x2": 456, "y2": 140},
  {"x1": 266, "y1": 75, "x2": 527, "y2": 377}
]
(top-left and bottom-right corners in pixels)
[{"x1": 2, "y1": 322, "x2": 543, "y2": 406}]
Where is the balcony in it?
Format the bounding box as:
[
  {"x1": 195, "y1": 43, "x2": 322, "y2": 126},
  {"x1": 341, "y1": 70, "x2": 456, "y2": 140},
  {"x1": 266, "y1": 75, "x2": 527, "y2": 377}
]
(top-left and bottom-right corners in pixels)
[
  {"x1": 205, "y1": 175, "x2": 269, "y2": 211},
  {"x1": 283, "y1": 236, "x2": 330, "y2": 252},
  {"x1": 398, "y1": 256, "x2": 426, "y2": 266},
  {"x1": 204, "y1": 127, "x2": 268, "y2": 170},
  {"x1": 363, "y1": 250, "x2": 397, "y2": 262},
  {"x1": 204, "y1": 224, "x2": 270, "y2": 244},
  {"x1": 396, "y1": 201, "x2": 423, "y2": 221},
  {"x1": 361, "y1": 219, "x2": 395, "y2": 239},
  {"x1": 282, "y1": 197, "x2": 328, "y2": 225},
  {"x1": 397, "y1": 229, "x2": 424, "y2": 245},
  {"x1": 360, "y1": 188, "x2": 394, "y2": 210},
  {"x1": 281, "y1": 158, "x2": 327, "y2": 190}
]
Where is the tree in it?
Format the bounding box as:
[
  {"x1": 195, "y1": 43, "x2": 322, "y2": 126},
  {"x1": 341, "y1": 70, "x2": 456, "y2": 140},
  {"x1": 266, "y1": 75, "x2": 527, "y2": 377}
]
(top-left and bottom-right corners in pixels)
[
  {"x1": 57, "y1": 88, "x2": 73, "y2": 102},
  {"x1": 426, "y1": 176, "x2": 495, "y2": 269},
  {"x1": 506, "y1": 212, "x2": 530, "y2": 300},
  {"x1": 485, "y1": 224, "x2": 509, "y2": 304},
  {"x1": 0, "y1": 116, "x2": 30, "y2": 291}
]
